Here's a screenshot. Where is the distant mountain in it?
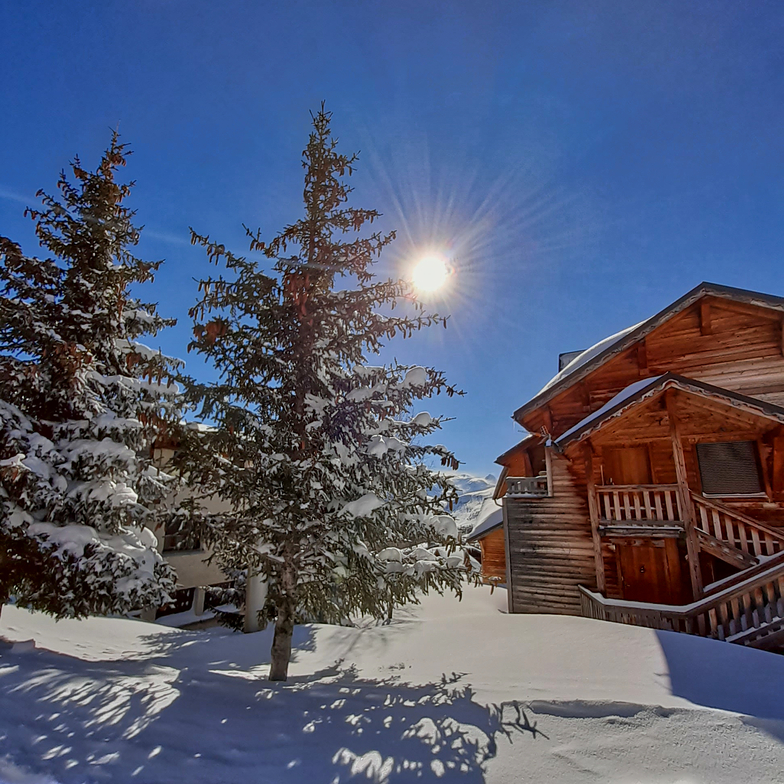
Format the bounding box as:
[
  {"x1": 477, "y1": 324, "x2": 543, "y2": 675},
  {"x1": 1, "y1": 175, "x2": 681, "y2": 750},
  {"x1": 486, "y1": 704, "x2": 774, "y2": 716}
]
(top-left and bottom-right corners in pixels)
[{"x1": 447, "y1": 472, "x2": 499, "y2": 536}]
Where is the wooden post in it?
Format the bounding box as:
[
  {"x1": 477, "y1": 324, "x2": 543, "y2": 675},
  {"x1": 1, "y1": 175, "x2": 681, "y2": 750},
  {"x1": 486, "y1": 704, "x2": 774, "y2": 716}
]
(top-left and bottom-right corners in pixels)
[
  {"x1": 637, "y1": 340, "x2": 648, "y2": 375},
  {"x1": 665, "y1": 390, "x2": 704, "y2": 598},
  {"x1": 544, "y1": 446, "x2": 554, "y2": 497},
  {"x1": 584, "y1": 442, "x2": 606, "y2": 594},
  {"x1": 543, "y1": 406, "x2": 554, "y2": 436},
  {"x1": 502, "y1": 496, "x2": 515, "y2": 614},
  {"x1": 757, "y1": 437, "x2": 773, "y2": 500},
  {"x1": 773, "y1": 434, "x2": 784, "y2": 498},
  {"x1": 700, "y1": 301, "x2": 712, "y2": 336},
  {"x1": 780, "y1": 314, "x2": 784, "y2": 357}
]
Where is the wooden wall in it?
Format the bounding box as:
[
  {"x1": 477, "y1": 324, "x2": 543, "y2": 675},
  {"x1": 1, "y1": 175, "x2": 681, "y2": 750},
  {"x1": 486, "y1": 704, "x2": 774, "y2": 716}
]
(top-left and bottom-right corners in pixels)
[
  {"x1": 505, "y1": 454, "x2": 597, "y2": 615},
  {"x1": 479, "y1": 528, "x2": 506, "y2": 581},
  {"x1": 520, "y1": 297, "x2": 784, "y2": 438}
]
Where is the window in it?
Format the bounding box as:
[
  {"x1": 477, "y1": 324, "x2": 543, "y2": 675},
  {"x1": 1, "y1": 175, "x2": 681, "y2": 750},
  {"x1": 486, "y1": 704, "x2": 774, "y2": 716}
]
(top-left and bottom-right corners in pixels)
[{"x1": 696, "y1": 441, "x2": 764, "y2": 497}]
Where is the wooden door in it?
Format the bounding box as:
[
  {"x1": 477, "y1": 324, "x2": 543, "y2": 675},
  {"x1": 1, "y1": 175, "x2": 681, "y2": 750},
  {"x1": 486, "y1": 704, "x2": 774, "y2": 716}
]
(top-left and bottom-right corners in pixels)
[
  {"x1": 603, "y1": 447, "x2": 652, "y2": 485},
  {"x1": 616, "y1": 538, "x2": 685, "y2": 604}
]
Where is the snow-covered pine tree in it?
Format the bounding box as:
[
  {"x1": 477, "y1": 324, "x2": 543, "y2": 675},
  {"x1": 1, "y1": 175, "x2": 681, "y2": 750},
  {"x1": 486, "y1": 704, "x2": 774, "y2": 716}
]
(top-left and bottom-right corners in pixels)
[
  {"x1": 0, "y1": 133, "x2": 179, "y2": 619},
  {"x1": 179, "y1": 106, "x2": 471, "y2": 681}
]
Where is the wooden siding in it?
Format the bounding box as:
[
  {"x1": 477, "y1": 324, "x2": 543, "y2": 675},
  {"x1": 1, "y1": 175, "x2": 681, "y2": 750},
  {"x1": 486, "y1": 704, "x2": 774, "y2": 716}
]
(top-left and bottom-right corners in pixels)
[
  {"x1": 479, "y1": 528, "x2": 506, "y2": 581},
  {"x1": 521, "y1": 297, "x2": 784, "y2": 437},
  {"x1": 505, "y1": 455, "x2": 597, "y2": 614},
  {"x1": 578, "y1": 390, "x2": 784, "y2": 529}
]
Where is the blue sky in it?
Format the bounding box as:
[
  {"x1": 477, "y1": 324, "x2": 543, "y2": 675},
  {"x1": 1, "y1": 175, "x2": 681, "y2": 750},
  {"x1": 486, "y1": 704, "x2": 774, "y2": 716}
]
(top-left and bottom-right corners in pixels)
[{"x1": 2, "y1": 1, "x2": 784, "y2": 476}]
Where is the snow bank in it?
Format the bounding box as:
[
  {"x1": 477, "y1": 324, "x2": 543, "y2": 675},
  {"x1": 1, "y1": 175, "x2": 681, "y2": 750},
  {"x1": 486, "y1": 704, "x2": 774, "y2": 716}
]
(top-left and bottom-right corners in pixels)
[{"x1": 2, "y1": 588, "x2": 784, "y2": 783}]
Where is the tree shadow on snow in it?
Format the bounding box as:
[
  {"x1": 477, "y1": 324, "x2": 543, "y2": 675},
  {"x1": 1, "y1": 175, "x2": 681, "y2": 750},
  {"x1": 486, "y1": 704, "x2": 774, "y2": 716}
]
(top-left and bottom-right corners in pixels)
[
  {"x1": 655, "y1": 629, "x2": 784, "y2": 740},
  {"x1": 0, "y1": 641, "x2": 540, "y2": 784}
]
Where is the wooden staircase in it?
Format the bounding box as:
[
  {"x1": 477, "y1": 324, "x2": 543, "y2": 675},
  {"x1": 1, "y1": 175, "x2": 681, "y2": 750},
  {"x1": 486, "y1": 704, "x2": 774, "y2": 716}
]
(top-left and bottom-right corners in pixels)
[{"x1": 581, "y1": 493, "x2": 784, "y2": 651}]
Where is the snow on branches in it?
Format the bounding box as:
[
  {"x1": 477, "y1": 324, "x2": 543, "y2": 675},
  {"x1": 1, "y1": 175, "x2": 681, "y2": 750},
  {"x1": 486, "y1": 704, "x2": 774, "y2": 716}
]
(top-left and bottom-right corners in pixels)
[
  {"x1": 0, "y1": 134, "x2": 179, "y2": 618},
  {"x1": 177, "y1": 106, "x2": 472, "y2": 680}
]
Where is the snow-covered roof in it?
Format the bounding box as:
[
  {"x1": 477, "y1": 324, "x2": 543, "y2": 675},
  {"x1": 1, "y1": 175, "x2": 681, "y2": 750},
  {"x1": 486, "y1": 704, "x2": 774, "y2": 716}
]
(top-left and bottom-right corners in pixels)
[
  {"x1": 514, "y1": 282, "x2": 784, "y2": 424},
  {"x1": 495, "y1": 432, "x2": 541, "y2": 465},
  {"x1": 466, "y1": 508, "x2": 503, "y2": 541},
  {"x1": 555, "y1": 376, "x2": 663, "y2": 446},
  {"x1": 554, "y1": 372, "x2": 784, "y2": 449},
  {"x1": 538, "y1": 322, "x2": 644, "y2": 396}
]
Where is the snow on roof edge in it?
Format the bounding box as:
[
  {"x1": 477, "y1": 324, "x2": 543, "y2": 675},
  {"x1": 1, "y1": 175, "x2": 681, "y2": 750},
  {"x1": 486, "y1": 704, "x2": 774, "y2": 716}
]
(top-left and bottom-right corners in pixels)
[
  {"x1": 537, "y1": 321, "x2": 645, "y2": 396},
  {"x1": 467, "y1": 508, "x2": 503, "y2": 541},
  {"x1": 516, "y1": 282, "x2": 784, "y2": 423},
  {"x1": 555, "y1": 376, "x2": 663, "y2": 446}
]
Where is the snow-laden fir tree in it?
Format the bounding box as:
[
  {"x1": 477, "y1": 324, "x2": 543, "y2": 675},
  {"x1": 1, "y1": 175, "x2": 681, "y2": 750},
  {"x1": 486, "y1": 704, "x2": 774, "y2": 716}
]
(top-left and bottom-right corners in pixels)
[
  {"x1": 179, "y1": 106, "x2": 472, "y2": 681},
  {"x1": 0, "y1": 134, "x2": 179, "y2": 619}
]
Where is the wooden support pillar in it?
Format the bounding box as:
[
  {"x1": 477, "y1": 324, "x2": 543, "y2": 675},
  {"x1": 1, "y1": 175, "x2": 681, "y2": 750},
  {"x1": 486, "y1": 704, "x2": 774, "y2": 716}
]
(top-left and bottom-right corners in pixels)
[
  {"x1": 542, "y1": 406, "x2": 554, "y2": 436},
  {"x1": 773, "y1": 434, "x2": 784, "y2": 498},
  {"x1": 584, "y1": 442, "x2": 606, "y2": 594},
  {"x1": 665, "y1": 391, "x2": 703, "y2": 599},
  {"x1": 502, "y1": 497, "x2": 514, "y2": 614},
  {"x1": 780, "y1": 315, "x2": 784, "y2": 358}
]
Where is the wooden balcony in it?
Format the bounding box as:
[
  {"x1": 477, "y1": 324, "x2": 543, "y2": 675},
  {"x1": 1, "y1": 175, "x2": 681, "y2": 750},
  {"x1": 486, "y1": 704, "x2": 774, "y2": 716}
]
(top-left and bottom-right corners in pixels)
[
  {"x1": 506, "y1": 475, "x2": 549, "y2": 498},
  {"x1": 595, "y1": 484, "x2": 683, "y2": 537}
]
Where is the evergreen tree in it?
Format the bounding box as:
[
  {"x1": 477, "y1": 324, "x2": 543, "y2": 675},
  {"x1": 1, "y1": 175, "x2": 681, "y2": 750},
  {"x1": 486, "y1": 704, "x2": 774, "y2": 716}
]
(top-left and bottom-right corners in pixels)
[
  {"x1": 0, "y1": 134, "x2": 179, "y2": 619},
  {"x1": 180, "y1": 106, "x2": 471, "y2": 681}
]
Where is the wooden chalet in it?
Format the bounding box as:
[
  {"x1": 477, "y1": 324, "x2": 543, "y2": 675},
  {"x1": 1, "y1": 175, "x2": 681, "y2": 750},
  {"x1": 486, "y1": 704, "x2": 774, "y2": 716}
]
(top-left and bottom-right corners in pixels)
[{"x1": 480, "y1": 282, "x2": 784, "y2": 650}]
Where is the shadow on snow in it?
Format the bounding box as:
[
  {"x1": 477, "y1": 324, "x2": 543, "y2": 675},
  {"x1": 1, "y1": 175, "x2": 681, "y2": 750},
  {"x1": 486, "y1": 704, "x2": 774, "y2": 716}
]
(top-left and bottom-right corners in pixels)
[{"x1": 0, "y1": 627, "x2": 540, "y2": 784}]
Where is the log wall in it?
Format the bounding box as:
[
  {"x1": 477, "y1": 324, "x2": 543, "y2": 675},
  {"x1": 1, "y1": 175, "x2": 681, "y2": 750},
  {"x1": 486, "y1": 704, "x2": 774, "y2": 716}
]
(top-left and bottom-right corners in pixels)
[
  {"x1": 479, "y1": 528, "x2": 507, "y2": 581},
  {"x1": 505, "y1": 454, "x2": 598, "y2": 614}
]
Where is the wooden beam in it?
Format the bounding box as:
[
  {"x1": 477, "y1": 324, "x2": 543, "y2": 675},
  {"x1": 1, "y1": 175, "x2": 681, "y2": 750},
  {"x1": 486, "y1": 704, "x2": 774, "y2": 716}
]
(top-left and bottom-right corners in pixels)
[
  {"x1": 637, "y1": 340, "x2": 648, "y2": 375},
  {"x1": 647, "y1": 443, "x2": 657, "y2": 483},
  {"x1": 712, "y1": 297, "x2": 784, "y2": 322},
  {"x1": 780, "y1": 315, "x2": 784, "y2": 358},
  {"x1": 578, "y1": 382, "x2": 591, "y2": 411},
  {"x1": 700, "y1": 301, "x2": 712, "y2": 336},
  {"x1": 773, "y1": 436, "x2": 784, "y2": 498},
  {"x1": 696, "y1": 530, "x2": 758, "y2": 570},
  {"x1": 665, "y1": 390, "x2": 704, "y2": 599},
  {"x1": 584, "y1": 442, "x2": 606, "y2": 594},
  {"x1": 544, "y1": 446, "x2": 554, "y2": 497},
  {"x1": 542, "y1": 406, "x2": 554, "y2": 435},
  {"x1": 757, "y1": 438, "x2": 773, "y2": 500},
  {"x1": 501, "y1": 498, "x2": 514, "y2": 614}
]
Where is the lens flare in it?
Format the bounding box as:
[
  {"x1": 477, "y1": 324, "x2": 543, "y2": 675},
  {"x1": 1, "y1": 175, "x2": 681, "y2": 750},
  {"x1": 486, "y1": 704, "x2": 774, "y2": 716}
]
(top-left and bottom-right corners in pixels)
[{"x1": 412, "y1": 254, "x2": 450, "y2": 292}]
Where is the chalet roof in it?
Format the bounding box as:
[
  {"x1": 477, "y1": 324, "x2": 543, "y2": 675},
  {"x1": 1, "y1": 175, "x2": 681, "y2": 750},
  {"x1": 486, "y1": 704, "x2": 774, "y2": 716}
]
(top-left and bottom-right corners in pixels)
[
  {"x1": 514, "y1": 282, "x2": 784, "y2": 424},
  {"x1": 554, "y1": 372, "x2": 784, "y2": 449},
  {"x1": 495, "y1": 432, "x2": 541, "y2": 465},
  {"x1": 466, "y1": 508, "x2": 504, "y2": 542}
]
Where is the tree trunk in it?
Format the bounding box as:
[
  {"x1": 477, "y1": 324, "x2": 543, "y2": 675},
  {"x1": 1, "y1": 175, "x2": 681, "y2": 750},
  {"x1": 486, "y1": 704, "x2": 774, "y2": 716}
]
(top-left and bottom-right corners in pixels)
[
  {"x1": 244, "y1": 567, "x2": 268, "y2": 633},
  {"x1": 269, "y1": 597, "x2": 294, "y2": 681}
]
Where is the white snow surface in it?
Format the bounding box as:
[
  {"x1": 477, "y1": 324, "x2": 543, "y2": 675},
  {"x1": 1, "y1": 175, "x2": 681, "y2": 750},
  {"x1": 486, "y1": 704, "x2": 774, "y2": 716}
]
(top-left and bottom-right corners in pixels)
[
  {"x1": 2, "y1": 586, "x2": 784, "y2": 783},
  {"x1": 341, "y1": 493, "x2": 385, "y2": 518},
  {"x1": 467, "y1": 508, "x2": 503, "y2": 541}
]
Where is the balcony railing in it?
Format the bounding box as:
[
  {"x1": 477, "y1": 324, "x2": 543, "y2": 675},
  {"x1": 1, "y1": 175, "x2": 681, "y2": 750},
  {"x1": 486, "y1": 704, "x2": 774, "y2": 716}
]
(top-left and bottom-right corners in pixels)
[
  {"x1": 506, "y1": 475, "x2": 549, "y2": 498},
  {"x1": 596, "y1": 484, "x2": 682, "y2": 524}
]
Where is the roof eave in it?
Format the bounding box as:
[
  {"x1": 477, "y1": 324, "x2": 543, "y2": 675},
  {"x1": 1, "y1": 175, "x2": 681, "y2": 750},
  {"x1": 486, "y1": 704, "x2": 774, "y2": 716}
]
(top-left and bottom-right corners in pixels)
[
  {"x1": 512, "y1": 282, "x2": 784, "y2": 425},
  {"x1": 556, "y1": 373, "x2": 784, "y2": 451}
]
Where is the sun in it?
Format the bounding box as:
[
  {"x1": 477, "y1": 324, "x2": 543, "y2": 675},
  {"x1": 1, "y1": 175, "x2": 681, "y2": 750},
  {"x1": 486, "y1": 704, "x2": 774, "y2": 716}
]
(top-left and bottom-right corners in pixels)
[{"x1": 411, "y1": 254, "x2": 450, "y2": 292}]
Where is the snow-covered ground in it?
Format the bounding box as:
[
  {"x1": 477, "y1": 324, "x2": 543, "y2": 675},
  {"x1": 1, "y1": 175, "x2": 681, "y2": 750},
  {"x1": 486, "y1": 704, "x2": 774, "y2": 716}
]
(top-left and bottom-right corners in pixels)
[{"x1": 2, "y1": 586, "x2": 784, "y2": 783}]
